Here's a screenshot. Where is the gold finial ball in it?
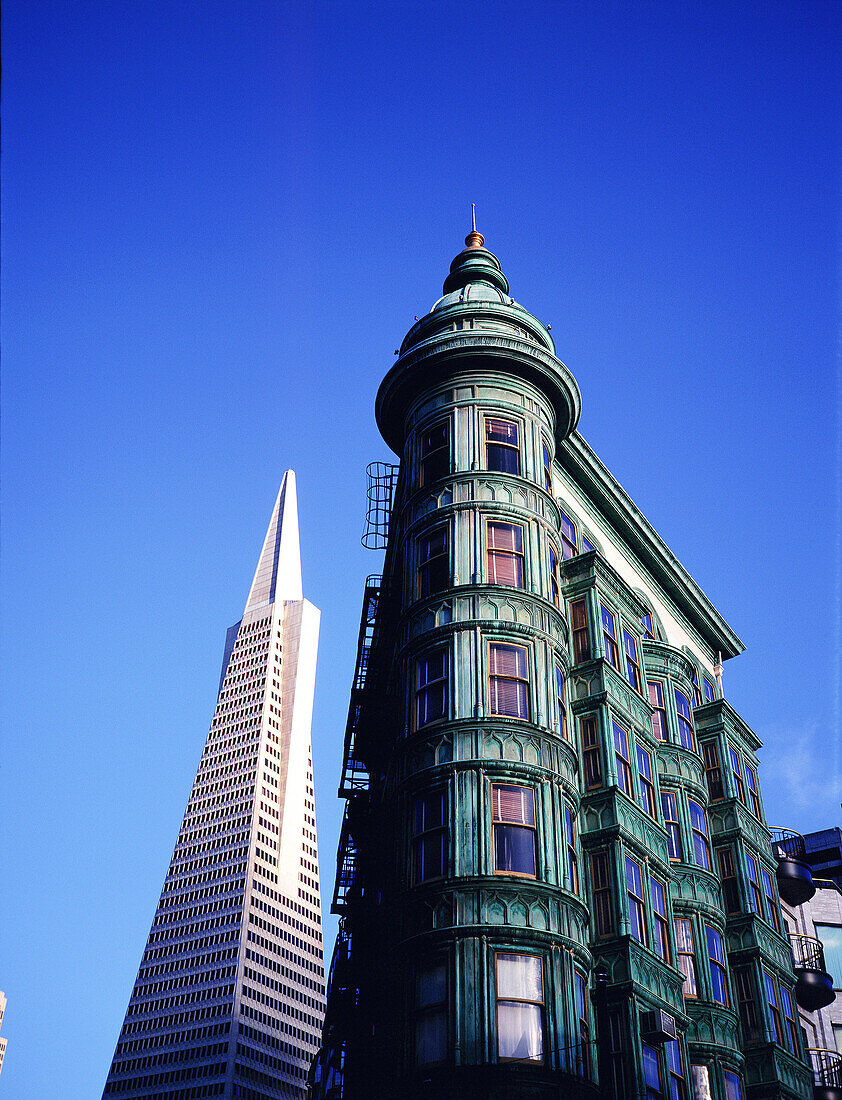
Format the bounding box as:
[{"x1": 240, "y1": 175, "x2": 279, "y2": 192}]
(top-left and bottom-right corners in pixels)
[{"x1": 465, "y1": 229, "x2": 485, "y2": 249}]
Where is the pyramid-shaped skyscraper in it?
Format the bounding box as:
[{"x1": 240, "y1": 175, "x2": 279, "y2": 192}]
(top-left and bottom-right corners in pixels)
[{"x1": 103, "y1": 471, "x2": 324, "y2": 1099}]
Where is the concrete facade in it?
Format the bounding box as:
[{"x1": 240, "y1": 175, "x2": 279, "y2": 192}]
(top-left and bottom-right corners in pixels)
[{"x1": 103, "y1": 471, "x2": 324, "y2": 1099}]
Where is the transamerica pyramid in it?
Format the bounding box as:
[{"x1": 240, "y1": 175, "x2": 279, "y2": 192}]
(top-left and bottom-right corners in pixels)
[{"x1": 102, "y1": 471, "x2": 325, "y2": 1099}]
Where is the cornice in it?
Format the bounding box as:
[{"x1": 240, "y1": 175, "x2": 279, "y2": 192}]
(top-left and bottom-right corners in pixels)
[
  {"x1": 561, "y1": 432, "x2": 744, "y2": 660},
  {"x1": 376, "y1": 332, "x2": 581, "y2": 454}
]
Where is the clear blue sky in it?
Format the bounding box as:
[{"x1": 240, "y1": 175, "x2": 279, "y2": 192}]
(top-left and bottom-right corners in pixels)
[{"x1": 2, "y1": 1, "x2": 840, "y2": 1095}]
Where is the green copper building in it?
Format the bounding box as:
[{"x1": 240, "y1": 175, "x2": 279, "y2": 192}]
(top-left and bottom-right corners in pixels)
[{"x1": 310, "y1": 227, "x2": 821, "y2": 1100}]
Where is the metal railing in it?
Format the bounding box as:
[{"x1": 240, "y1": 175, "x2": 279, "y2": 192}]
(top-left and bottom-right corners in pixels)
[
  {"x1": 790, "y1": 933, "x2": 829, "y2": 972},
  {"x1": 808, "y1": 1048, "x2": 842, "y2": 1089},
  {"x1": 769, "y1": 826, "x2": 807, "y2": 861}
]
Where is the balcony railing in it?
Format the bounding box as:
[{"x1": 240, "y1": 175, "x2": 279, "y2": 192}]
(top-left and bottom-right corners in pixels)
[
  {"x1": 770, "y1": 827, "x2": 807, "y2": 861},
  {"x1": 790, "y1": 934, "x2": 835, "y2": 1010},
  {"x1": 808, "y1": 1049, "x2": 842, "y2": 1100},
  {"x1": 769, "y1": 826, "x2": 816, "y2": 907}
]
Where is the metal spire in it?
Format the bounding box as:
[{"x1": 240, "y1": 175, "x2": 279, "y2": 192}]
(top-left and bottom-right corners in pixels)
[{"x1": 465, "y1": 203, "x2": 484, "y2": 249}]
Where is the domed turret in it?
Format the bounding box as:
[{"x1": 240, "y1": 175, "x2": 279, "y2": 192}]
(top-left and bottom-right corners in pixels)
[{"x1": 376, "y1": 220, "x2": 581, "y2": 454}]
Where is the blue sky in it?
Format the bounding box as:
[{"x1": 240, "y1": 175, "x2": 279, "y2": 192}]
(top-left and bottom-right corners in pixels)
[{"x1": 2, "y1": 1, "x2": 840, "y2": 1095}]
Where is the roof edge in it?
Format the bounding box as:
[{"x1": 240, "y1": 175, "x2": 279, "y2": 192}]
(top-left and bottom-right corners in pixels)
[{"x1": 563, "y1": 432, "x2": 745, "y2": 660}]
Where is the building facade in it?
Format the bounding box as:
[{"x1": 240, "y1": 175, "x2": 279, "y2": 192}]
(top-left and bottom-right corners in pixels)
[
  {"x1": 311, "y1": 230, "x2": 815, "y2": 1100},
  {"x1": 103, "y1": 470, "x2": 325, "y2": 1100},
  {"x1": 779, "y1": 829, "x2": 842, "y2": 1096}
]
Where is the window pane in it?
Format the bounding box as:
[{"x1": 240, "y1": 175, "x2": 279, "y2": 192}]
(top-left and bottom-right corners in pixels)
[
  {"x1": 495, "y1": 825, "x2": 536, "y2": 875},
  {"x1": 486, "y1": 419, "x2": 519, "y2": 445},
  {"x1": 497, "y1": 1002, "x2": 543, "y2": 1061},
  {"x1": 490, "y1": 677, "x2": 528, "y2": 718},
  {"x1": 490, "y1": 643, "x2": 528, "y2": 678},
  {"x1": 493, "y1": 785, "x2": 535, "y2": 825},
  {"x1": 416, "y1": 1013, "x2": 446, "y2": 1064},
  {"x1": 416, "y1": 963, "x2": 446, "y2": 1008},
  {"x1": 815, "y1": 923, "x2": 842, "y2": 984},
  {"x1": 643, "y1": 1045, "x2": 662, "y2": 1089},
  {"x1": 419, "y1": 833, "x2": 445, "y2": 880},
  {"x1": 723, "y1": 1072, "x2": 744, "y2": 1100},
  {"x1": 496, "y1": 953, "x2": 543, "y2": 999}
]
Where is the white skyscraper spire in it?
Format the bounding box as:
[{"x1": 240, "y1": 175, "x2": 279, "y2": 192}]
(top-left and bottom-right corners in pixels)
[
  {"x1": 245, "y1": 469, "x2": 303, "y2": 610},
  {"x1": 103, "y1": 475, "x2": 324, "y2": 1100}
]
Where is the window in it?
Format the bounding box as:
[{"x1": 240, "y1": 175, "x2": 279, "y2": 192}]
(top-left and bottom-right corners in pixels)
[
  {"x1": 489, "y1": 642, "x2": 529, "y2": 720},
  {"x1": 745, "y1": 765, "x2": 761, "y2": 818},
  {"x1": 763, "y1": 970, "x2": 784, "y2": 1045},
  {"x1": 487, "y1": 521, "x2": 524, "y2": 587},
  {"x1": 581, "y1": 714, "x2": 602, "y2": 789},
  {"x1": 416, "y1": 649, "x2": 447, "y2": 728},
  {"x1": 675, "y1": 917, "x2": 697, "y2": 997},
  {"x1": 571, "y1": 598, "x2": 591, "y2": 663},
  {"x1": 495, "y1": 953, "x2": 544, "y2": 1062},
  {"x1": 582, "y1": 534, "x2": 596, "y2": 554},
  {"x1": 780, "y1": 985, "x2": 799, "y2": 1052},
  {"x1": 688, "y1": 800, "x2": 711, "y2": 870},
  {"x1": 623, "y1": 630, "x2": 642, "y2": 692},
  {"x1": 420, "y1": 420, "x2": 449, "y2": 487},
  {"x1": 665, "y1": 1040, "x2": 687, "y2": 1100},
  {"x1": 745, "y1": 854, "x2": 763, "y2": 916},
  {"x1": 734, "y1": 966, "x2": 760, "y2": 1045},
  {"x1": 637, "y1": 745, "x2": 656, "y2": 816},
  {"x1": 674, "y1": 690, "x2": 695, "y2": 750},
  {"x1": 565, "y1": 805, "x2": 579, "y2": 894},
  {"x1": 492, "y1": 784, "x2": 536, "y2": 876},
  {"x1": 661, "y1": 791, "x2": 682, "y2": 860},
  {"x1": 607, "y1": 1011, "x2": 627, "y2": 1099},
  {"x1": 412, "y1": 790, "x2": 446, "y2": 883},
  {"x1": 729, "y1": 749, "x2": 745, "y2": 803},
  {"x1": 723, "y1": 1071, "x2": 745, "y2": 1100},
  {"x1": 559, "y1": 510, "x2": 577, "y2": 559},
  {"x1": 690, "y1": 1065, "x2": 712, "y2": 1100},
  {"x1": 417, "y1": 526, "x2": 448, "y2": 599},
  {"x1": 761, "y1": 869, "x2": 779, "y2": 931},
  {"x1": 613, "y1": 721, "x2": 633, "y2": 797},
  {"x1": 706, "y1": 926, "x2": 728, "y2": 1005},
  {"x1": 548, "y1": 545, "x2": 560, "y2": 607},
  {"x1": 717, "y1": 848, "x2": 740, "y2": 914},
  {"x1": 702, "y1": 741, "x2": 724, "y2": 800},
  {"x1": 601, "y1": 604, "x2": 620, "y2": 669},
  {"x1": 485, "y1": 418, "x2": 519, "y2": 474},
  {"x1": 575, "y1": 971, "x2": 591, "y2": 1078},
  {"x1": 542, "y1": 442, "x2": 553, "y2": 493},
  {"x1": 648, "y1": 681, "x2": 667, "y2": 741},
  {"x1": 641, "y1": 612, "x2": 656, "y2": 640},
  {"x1": 643, "y1": 1044, "x2": 664, "y2": 1099},
  {"x1": 691, "y1": 669, "x2": 702, "y2": 708},
  {"x1": 590, "y1": 851, "x2": 614, "y2": 937},
  {"x1": 703, "y1": 676, "x2": 716, "y2": 703},
  {"x1": 555, "y1": 665, "x2": 567, "y2": 739},
  {"x1": 651, "y1": 877, "x2": 670, "y2": 962},
  {"x1": 415, "y1": 961, "x2": 447, "y2": 1064},
  {"x1": 814, "y1": 923, "x2": 842, "y2": 986},
  {"x1": 626, "y1": 857, "x2": 647, "y2": 944}
]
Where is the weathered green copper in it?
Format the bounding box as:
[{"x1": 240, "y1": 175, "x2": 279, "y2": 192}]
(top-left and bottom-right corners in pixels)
[{"x1": 311, "y1": 229, "x2": 810, "y2": 1100}]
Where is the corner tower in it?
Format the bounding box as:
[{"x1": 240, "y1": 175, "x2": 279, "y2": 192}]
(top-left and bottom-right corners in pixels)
[
  {"x1": 313, "y1": 227, "x2": 813, "y2": 1100},
  {"x1": 103, "y1": 471, "x2": 325, "y2": 1100}
]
